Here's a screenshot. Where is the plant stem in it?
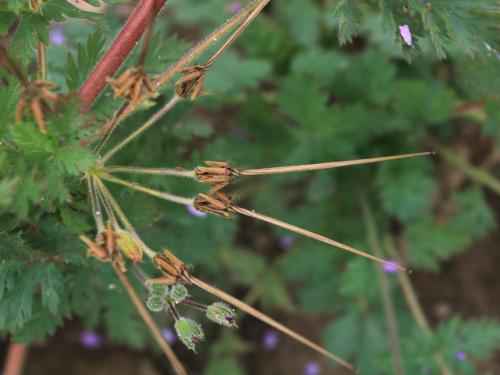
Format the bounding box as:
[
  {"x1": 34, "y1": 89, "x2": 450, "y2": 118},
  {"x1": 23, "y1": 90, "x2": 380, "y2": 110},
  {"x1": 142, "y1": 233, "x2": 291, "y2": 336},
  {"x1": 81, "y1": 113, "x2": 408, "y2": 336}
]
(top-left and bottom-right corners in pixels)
[
  {"x1": 361, "y1": 198, "x2": 404, "y2": 375},
  {"x1": 94, "y1": 178, "x2": 156, "y2": 259},
  {"x1": 3, "y1": 343, "x2": 27, "y2": 375},
  {"x1": 190, "y1": 276, "x2": 355, "y2": 371},
  {"x1": 79, "y1": 0, "x2": 167, "y2": 109},
  {"x1": 105, "y1": 165, "x2": 195, "y2": 178},
  {"x1": 239, "y1": 152, "x2": 433, "y2": 176},
  {"x1": 181, "y1": 299, "x2": 208, "y2": 312},
  {"x1": 99, "y1": 173, "x2": 193, "y2": 206},
  {"x1": 384, "y1": 236, "x2": 453, "y2": 375},
  {"x1": 94, "y1": 0, "x2": 265, "y2": 142},
  {"x1": 204, "y1": 0, "x2": 271, "y2": 68},
  {"x1": 37, "y1": 42, "x2": 47, "y2": 80},
  {"x1": 88, "y1": 176, "x2": 105, "y2": 233},
  {"x1": 100, "y1": 95, "x2": 181, "y2": 162},
  {"x1": 113, "y1": 264, "x2": 187, "y2": 375},
  {"x1": 433, "y1": 143, "x2": 500, "y2": 195},
  {"x1": 231, "y1": 205, "x2": 407, "y2": 271}
]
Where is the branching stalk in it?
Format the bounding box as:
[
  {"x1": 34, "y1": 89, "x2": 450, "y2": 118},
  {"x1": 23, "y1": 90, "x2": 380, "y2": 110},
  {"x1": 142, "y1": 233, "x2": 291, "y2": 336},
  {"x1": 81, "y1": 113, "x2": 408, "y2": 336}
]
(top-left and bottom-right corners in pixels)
[
  {"x1": 99, "y1": 173, "x2": 193, "y2": 206},
  {"x1": 113, "y1": 264, "x2": 187, "y2": 375},
  {"x1": 94, "y1": 0, "x2": 268, "y2": 143},
  {"x1": 190, "y1": 276, "x2": 355, "y2": 371},
  {"x1": 105, "y1": 166, "x2": 195, "y2": 178},
  {"x1": 100, "y1": 95, "x2": 181, "y2": 162},
  {"x1": 79, "y1": 0, "x2": 168, "y2": 109}
]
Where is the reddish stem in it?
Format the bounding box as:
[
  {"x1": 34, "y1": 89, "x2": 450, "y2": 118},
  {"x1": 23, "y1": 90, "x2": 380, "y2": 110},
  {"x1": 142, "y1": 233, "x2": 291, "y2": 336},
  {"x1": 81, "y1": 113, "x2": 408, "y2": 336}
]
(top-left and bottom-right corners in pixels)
[
  {"x1": 3, "y1": 343, "x2": 27, "y2": 375},
  {"x1": 78, "y1": 0, "x2": 167, "y2": 109}
]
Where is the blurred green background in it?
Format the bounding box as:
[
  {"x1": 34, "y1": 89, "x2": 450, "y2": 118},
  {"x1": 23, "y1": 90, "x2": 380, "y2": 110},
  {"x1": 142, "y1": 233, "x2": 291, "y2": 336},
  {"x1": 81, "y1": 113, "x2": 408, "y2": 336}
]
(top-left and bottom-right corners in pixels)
[{"x1": 2, "y1": 0, "x2": 500, "y2": 374}]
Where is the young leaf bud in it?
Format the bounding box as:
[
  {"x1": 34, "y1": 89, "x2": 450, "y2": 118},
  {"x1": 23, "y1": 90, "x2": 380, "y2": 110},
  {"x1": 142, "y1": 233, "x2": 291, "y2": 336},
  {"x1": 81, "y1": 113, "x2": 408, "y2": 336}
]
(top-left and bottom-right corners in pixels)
[
  {"x1": 170, "y1": 284, "x2": 189, "y2": 303},
  {"x1": 174, "y1": 318, "x2": 205, "y2": 352},
  {"x1": 147, "y1": 295, "x2": 166, "y2": 312},
  {"x1": 206, "y1": 302, "x2": 237, "y2": 327},
  {"x1": 115, "y1": 229, "x2": 143, "y2": 262}
]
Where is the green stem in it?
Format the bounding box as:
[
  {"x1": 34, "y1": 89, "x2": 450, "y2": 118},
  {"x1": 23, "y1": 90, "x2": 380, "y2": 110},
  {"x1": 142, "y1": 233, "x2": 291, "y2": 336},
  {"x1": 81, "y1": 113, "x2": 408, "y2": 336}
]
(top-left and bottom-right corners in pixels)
[
  {"x1": 384, "y1": 236, "x2": 452, "y2": 375},
  {"x1": 433, "y1": 143, "x2": 500, "y2": 195},
  {"x1": 105, "y1": 166, "x2": 195, "y2": 178},
  {"x1": 100, "y1": 95, "x2": 181, "y2": 162},
  {"x1": 99, "y1": 173, "x2": 193, "y2": 206},
  {"x1": 361, "y1": 198, "x2": 404, "y2": 375}
]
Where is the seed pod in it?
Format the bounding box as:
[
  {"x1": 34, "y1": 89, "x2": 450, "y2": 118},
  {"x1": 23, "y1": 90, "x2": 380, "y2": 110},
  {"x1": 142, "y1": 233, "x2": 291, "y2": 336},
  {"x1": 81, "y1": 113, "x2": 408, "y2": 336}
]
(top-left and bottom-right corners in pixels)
[
  {"x1": 115, "y1": 229, "x2": 143, "y2": 262},
  {"x1": 206, "y1": 302, "x2": 237, "y2": 328},
  {"x1": 146, "y1": 295, "x2": 166, "y2": 312},
  {"x1": 174, "y1": 318, "x2": 204, "y2": 352},
  {"x1": 146, "y1": 282, "x2": 168, "y2": 312},
  {"x1": 170, "y1": 284, "x2": 189, "y2": 304}
]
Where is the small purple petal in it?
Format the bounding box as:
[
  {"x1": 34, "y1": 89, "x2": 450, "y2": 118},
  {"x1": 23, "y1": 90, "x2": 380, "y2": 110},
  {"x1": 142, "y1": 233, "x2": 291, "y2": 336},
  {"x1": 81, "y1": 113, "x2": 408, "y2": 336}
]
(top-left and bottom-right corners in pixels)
[
  {"x1": 162, "y1": 328, "x2": 177, "y2": 344},
  {"x1": 455, "y1": 352, "x2": 467, "y2": 361},
  {"x1": 381, "y1": 259, "x2": 400, "y2": 274},
  {"x1": 229, "y1": 2, "x2": 244, "y2": 15},
  {"x1": 279, "y1": 235, "x2": 294, "y2": 250},
  {"x1": 50, "y1": 25, "x2": 66, "y2": 46},
  {"x1": 186, "y1": 205, "x2": 207, "y2": 218},
  {"x1": 399, "y1": 24, "x2": 412, "y2": 47},
  {"x1": 262, "y1": 329, "x2": 279, "y2": 350},
  {"x1": 79, "y1": 331, "x2": 103, "y2": 349},
  {"x1": 304, "y1": 361, "x2": 321, "y2": 375}
]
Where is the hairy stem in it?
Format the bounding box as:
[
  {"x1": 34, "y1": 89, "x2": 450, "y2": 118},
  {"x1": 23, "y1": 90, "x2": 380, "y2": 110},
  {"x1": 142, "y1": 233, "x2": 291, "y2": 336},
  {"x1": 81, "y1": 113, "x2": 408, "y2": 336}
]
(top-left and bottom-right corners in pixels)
[
  {"x1": 79, "y1": 0, "x2": 167, "y2": 109},
  {"x1": 88, "y1": 176, "x2": 105, "y2": 233},
  {"x1": 113, "y1": 264, "x2": 186, "y2": 375},
  {"x1": 37, "y1": 42, "x2": 47, "y2": 80},
  {"x1": 105, "y1": 166, "x2": 195, "y2": 178},
  {"x1": 99, "y1": 173, "x2": 193, "y2": 206},
  {"x1": 231, "y1": 205, "x2": 407, "y2": 271},
  {"x1": 361, "y1": 198, "x2": 403, "y2": 375},
  {"x1": 100, "y1": 95, "x2": 181, "y2": 162},
  {"x1": 190, "y1": 276, "x2": 354, "y2": 371},
  {"x1": 239, "y1": 152, "x2": 434, "y2": 176}
]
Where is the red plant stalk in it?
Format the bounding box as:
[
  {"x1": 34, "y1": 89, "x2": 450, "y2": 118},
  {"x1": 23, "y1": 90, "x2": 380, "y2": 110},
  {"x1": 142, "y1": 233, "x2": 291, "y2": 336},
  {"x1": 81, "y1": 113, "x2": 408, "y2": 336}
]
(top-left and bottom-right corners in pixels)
[
  {"x1": 3, "y1": 343, "x2": 27, "y2": 375},
  {"x1": 79, "y1": 0, "x2": 167, "y2": 109}
]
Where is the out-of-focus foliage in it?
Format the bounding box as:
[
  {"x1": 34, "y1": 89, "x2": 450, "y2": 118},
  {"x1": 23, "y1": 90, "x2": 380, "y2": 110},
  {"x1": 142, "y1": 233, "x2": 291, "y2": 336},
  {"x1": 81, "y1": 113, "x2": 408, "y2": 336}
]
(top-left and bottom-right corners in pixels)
[{"x1": 1, "y1": 0, "x2": 500, "y2": 374}]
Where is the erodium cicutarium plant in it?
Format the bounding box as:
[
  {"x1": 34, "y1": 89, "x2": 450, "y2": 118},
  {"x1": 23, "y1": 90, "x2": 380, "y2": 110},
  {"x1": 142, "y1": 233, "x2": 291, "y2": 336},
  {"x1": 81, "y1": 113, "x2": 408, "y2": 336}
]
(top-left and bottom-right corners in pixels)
[{"x1": 2, "y1": 1, "x2": 500, "y2": 374}]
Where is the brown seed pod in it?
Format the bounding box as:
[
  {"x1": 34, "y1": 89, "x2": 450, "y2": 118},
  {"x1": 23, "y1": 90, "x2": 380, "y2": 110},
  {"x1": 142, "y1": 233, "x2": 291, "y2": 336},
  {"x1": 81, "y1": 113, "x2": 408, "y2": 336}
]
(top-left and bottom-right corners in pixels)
[
  {"x1": 148, "y1": 250, "x2": 192, "y2": 285},
  {"x1": 193, "y1": 192, "x2": 233, "y2": 218},
  {"x1": 194, "y1": 161, "x2": 240, "y2": 193},
  {"x1": 175, "y1": 65, "x2": 208, "y2": 100}
]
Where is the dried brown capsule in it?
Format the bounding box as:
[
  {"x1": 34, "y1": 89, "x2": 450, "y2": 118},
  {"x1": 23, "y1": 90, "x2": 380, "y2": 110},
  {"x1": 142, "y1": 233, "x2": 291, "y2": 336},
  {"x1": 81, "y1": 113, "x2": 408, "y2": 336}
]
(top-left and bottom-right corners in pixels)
[
  {"x1": 148, "y1": 250, "x2": 192, "y2": 285},
  {"x1": 175, "y1": 65, "x2": 208, "y2": 100},
  {"x1": 194, "y1": 161, "x2": 240, "y2": 193},
  {"x1": 193, "y1": 192, "x2": 233, "y2": 218}
]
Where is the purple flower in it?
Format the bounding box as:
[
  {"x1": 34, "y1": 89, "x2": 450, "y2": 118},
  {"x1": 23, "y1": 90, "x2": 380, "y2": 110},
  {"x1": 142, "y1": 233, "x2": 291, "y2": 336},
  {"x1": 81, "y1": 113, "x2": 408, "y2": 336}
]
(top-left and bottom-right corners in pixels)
[
  {"x1": 186, "y1": 204, "x2": 207, "y2": 218},
  {"x1": 79, "y1": 331, "x2": 103, "y2": 349},
  {"x1": 304, "y1": 361, "x2": 321, "y2": 375},
  {"x1": 279, "y1": 235, "x2": 294, "y2": 250},
  {"x1": 381, "y1": 259, "x2": 400, "y2": 274},
  {"x1": 229, "y1": 2, "x2": 243, "y2": 15},
  {"x1": 50, "y1": 25, "x2": 66, "y2": 46},
  {"x1": 262, "y1": 329, "x2": 279, "y2": 350},
  {"x1": 162, "y1": 328, "x2": 177, "y2": 344},
  {"x1": 455, "y1": 352, "x2": 467, "y2": 361},
  {"x1": 399, "y1": 24, "x2": 412, "y2": 47}
]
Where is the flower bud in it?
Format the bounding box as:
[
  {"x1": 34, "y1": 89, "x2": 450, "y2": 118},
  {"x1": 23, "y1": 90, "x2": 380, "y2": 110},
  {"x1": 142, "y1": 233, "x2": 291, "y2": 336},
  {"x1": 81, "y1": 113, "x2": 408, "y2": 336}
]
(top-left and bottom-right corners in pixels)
[
  {"x1": 170, "y1": 284, "x2": 189, "y2": 303},
  {"x1": 174, "y1": 318, "x2": 204, "y2": 352},
  {"x1": 206, "y1": 302, "x2": 237, "y2": 328},
  {"x1": 116, "y1": 230, "x2": 143, "y2": 262}
]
